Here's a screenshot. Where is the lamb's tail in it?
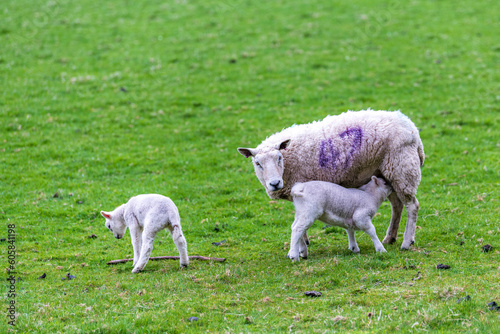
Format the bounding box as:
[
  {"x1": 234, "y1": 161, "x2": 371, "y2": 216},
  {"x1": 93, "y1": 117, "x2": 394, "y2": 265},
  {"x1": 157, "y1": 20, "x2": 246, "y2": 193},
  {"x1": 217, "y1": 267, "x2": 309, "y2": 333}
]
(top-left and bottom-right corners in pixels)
[
  {"x1": 417, "y1": 136, "x2": 425, "y2": 167},
  {"x1": 291, "y1": 183, "x2": 305, "y2": 198}
]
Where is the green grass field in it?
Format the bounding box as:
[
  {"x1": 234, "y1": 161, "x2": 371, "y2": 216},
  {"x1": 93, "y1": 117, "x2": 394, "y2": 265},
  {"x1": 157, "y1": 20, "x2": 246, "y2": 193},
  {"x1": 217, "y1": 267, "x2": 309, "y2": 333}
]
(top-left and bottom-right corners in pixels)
[{"x1": 1, "y1": 0, "x2": 499, "y2": 332}]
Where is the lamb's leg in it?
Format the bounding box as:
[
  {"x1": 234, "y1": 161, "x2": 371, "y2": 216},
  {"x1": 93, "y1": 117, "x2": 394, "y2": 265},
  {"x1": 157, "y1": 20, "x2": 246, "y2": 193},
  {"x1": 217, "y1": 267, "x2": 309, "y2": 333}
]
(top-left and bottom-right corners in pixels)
[
  {"x1": 299, "y1": 234, "x2": 309, "y2": 259},
  {"x1": 287, "y1": 218, "x2": 300, "y2": 259},
  {"x1": 289, "y1": 217, "x2": 309, "y2": 259},
  {"x1": 168, "y1": 224, "x2": 189, "y2": 268},
  {"x1": 303, "y1": 231, "x2": 310, "y2": 246},
  {"x1": 346, "y1": 229, "x2": 360, "y2": 253},
  {"x1": 129, "y1": 226, "x2": 142, "y2": 267},
  {"x1": 289, "y1": 217, "x2": 314, "y2": 262},
  {"x1": 132, "y1": 228, "x2": 158, "y2": 273},
  {"x1": 383, "y1": 192, "x2": 404, "y2": 244},
  {"x1": 400, "y1": 196, "x2": 419, "y2": 250},
  {"x1": 362, "y1": 223, "x2": 387, "y2": 253}
]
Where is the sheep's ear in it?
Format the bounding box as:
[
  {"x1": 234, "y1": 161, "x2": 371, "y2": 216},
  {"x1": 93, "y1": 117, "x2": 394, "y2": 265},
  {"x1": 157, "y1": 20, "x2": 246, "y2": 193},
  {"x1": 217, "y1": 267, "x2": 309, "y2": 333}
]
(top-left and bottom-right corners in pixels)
[
  {"x1": 237, "y1": 147, "x2": 257, "y2": 158},
  {"x1": 101, "y1": 211, "x2": 112, "y2": 219},
  {"x1": 371, "y1": 176, "x2": 379, "y2": 185},
  {"x1": 277, "y1": 139, "x2": 291, "y2": 151}
]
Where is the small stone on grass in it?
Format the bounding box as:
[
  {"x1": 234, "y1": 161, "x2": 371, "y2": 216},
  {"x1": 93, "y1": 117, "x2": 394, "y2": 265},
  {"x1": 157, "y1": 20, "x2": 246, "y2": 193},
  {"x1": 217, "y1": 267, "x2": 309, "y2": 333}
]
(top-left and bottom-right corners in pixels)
[
  {"x1": 482, "y1": 244, "x2": 493, "y2": 252},
  {"x1": 436, "y1": 264, "x2": 450, "y2": 270},
  {"x1": 304, "y1": 291, "x2": 322, "y2": 297}
]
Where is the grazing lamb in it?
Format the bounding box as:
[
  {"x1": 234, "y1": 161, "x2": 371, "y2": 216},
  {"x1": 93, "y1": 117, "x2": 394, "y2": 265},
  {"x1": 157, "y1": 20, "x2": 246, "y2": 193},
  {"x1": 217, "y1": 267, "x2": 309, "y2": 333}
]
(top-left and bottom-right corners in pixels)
[
  {"x1": 101, "y1": 194, "x2": 189, "y2": 273},
  {"x1": 238, "y1": 110, "x2": 424, "y2": 250},
  {"x1": 288, "y1": 176, "x2": 392, "y2": 261}
]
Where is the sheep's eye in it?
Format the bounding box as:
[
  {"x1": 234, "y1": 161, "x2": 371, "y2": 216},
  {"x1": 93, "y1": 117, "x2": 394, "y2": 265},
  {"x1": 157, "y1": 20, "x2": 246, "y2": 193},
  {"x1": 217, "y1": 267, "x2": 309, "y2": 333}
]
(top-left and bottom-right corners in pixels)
[{"x1": 255, "y1": 161, "x2": 262, "y2": 168}]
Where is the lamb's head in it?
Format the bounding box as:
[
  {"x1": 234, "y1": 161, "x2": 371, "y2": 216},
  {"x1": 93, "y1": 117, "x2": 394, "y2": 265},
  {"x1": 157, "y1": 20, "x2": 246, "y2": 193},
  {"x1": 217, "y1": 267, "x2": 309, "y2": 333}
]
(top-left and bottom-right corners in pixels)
[
  {"x1": 363, "y1": 176, "x2": 393, "y2": 199},
  {"x1": 101, "y1": 210, "x2": 127, "y2": 239},
  {"x1": 238, "y1": 139, "x2": 291, "y2": 193}
]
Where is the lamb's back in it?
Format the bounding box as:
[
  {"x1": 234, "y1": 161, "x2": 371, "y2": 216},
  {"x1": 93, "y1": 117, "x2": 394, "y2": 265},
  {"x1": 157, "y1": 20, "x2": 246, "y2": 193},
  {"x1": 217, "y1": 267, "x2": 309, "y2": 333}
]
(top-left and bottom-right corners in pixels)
[{"x1": 126, "y1": 194, "x2": 179, "y2": 224}]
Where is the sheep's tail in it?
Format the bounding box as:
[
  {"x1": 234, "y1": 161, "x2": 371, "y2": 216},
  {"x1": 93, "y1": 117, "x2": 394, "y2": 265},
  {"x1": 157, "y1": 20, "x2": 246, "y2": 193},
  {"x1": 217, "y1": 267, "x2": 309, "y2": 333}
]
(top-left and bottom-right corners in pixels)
[
  {"x1": 417, "y1": 136, "x2": 425, "y2": 167},
  {"x1": 291, "y1": 183, "x2": 305, "y2": 198}
]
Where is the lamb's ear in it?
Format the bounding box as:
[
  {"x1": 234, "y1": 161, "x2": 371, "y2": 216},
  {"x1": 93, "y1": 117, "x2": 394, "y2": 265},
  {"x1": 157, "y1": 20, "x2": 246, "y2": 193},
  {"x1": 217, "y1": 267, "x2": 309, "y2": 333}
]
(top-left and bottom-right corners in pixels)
[
  {"x1": 101, "y1": 211, "x2": 112, "y2": 219},
  {"x1": 277, "y1": 139, "x2": 291, "y2": 151},
  {"x1": 371, "y1": 176, "x2": 379, "y2": 186},
  {"x1": 237, "y1": 147, "x2": 257, "y2": 158}
]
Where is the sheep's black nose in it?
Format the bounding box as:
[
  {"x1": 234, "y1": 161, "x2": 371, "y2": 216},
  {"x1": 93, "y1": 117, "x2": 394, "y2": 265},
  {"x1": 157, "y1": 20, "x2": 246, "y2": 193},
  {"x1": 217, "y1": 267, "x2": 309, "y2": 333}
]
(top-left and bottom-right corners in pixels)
[{"x1": 269, "y1": 180, "x2": 282, "y2": 190}]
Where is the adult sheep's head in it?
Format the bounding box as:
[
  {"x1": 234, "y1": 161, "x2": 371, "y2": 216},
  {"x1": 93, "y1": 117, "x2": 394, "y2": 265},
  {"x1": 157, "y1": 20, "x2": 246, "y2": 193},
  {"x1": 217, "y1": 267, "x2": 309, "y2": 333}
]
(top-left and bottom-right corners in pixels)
[{"x1": 238, "y1": 139, "x2": 290, "y2": 193}]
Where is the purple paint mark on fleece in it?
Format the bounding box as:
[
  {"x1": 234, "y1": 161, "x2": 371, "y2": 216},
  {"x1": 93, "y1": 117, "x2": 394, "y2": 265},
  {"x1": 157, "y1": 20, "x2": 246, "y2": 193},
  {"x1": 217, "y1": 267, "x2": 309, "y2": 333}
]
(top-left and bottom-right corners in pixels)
[
  {"x1": 339, "y1": 127, "x2": 363, "y2": 168},
  {"x1": 319, "y1": 138, "x2": 340, "y2": 168},
  {"x1": 318, "y1": 127, "x2": 363, "y2": 169}
]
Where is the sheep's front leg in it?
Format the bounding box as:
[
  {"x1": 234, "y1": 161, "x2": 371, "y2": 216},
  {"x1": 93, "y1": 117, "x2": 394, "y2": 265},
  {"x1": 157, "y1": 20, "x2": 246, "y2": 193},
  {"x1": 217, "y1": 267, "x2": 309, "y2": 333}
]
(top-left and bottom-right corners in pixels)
[
  {"x1": 346, "y1": 230, "x2": 360, "y2": 253},
  {"x1": 132, "y1": 228, "x2": 157, "y2": 273},
  {"x1": 129, "y1": 226, "x2": 142, "y2": 267},
  {"x1": 383, "y1": 192, "x2": 403, "y2": 244},
  {"x1": 169, "y1": 224, "x2": 189, "y2": 268},
  {"x1": 289, "y1": 217, "x2": 314, "y2": 262}
]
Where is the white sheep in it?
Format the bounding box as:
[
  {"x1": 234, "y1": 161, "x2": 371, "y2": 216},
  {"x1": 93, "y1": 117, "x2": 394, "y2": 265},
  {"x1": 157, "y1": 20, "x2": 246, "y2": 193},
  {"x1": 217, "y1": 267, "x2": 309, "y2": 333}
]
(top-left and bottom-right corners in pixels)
[
  {"x1": 238, "y1": 110, "x2": 424, "y2": 250},
  {"x1": 288, "y1": 176, "x2": 392, "y2": 261},
  {"x1": 101, "y1": 194, "x2": 189, "y2": 273}
]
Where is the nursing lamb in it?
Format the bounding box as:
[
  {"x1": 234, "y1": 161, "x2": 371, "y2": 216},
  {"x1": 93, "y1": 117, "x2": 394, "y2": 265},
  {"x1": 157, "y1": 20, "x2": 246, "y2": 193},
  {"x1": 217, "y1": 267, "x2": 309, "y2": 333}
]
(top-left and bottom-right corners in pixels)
[
  {"x1": 238, "y1": 110, "x2": 424, "y2": 250},
  {"x1": 288, "y1": 176, "x2": 392, "y2": 261}
]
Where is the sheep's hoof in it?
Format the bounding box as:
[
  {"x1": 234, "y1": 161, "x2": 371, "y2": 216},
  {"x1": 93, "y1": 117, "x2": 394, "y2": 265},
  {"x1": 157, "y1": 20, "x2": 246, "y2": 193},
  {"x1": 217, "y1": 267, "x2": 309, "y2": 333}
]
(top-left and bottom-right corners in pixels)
[
  {"x1": 382, "y1": 236, "x2": 397, "y2": 244},
  {"x1": 400, "y1": 239, "x2": 414, "y2": 250},
  {"x1": 131, "y1": 268, "x2": 141, "y2": 273},
  {"x1": 181, "y1": 264, "x2": 189, "y2": 268},
  {"x1": 300, "y1": 255, "x2": 308, "y2": 260}
]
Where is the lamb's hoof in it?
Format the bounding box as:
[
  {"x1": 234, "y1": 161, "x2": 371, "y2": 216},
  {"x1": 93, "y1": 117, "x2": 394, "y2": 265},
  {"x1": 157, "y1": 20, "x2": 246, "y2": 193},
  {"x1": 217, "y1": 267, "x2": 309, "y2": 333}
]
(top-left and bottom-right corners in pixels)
[
  {"x1": 300, "y1": 255, "x2": 308, "y2": 260},
  {"x1": 376, "y1": 248, "x2": 387, "y2": 253},
  {"x1": 382, "y1": 236, "x2": 397, "y2": 244},
  {"x1": 181, "y1": 264, "x2": 189, "y2": 268},
  {"x1": 131, "y1": 268, "x2": 141, "y2": 274},
  {"x1": 350, "y1": 246, "x2": 360, "y2": 253}
]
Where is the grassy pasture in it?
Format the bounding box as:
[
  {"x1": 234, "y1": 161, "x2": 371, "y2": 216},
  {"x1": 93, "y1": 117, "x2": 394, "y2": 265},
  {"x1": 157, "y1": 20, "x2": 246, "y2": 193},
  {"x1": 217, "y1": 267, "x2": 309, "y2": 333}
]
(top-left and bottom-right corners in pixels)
[{"x1": 1, "y1": 0, "x2": 499, "y2": 332}]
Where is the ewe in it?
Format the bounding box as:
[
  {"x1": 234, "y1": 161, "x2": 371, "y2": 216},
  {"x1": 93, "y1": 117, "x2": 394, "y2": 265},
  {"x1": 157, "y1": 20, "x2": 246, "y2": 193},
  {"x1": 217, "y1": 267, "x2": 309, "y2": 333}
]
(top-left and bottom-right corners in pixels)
[
  {"x1": 238, "y1": 110, "x2": 424, "y2": 250},
  {"x1": 288, "y1": 176, "x2": 392, "y2": 261},
  {"x1": 101, "y1": 194, "x2": 189, "y2": 273}
]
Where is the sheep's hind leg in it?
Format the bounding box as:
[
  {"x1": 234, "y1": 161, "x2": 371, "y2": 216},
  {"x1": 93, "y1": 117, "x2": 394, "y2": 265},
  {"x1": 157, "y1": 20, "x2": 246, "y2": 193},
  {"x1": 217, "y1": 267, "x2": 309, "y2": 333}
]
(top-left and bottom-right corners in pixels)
[
  {"x1": 168, "y1": 224, "x2": 189, "y2": 268},
  {"x1": 383, "y1": 192, "x2": 403, "y2": 244},
  {"x1": 400, "y1": 196, "x2": 419, "y2": 250}
]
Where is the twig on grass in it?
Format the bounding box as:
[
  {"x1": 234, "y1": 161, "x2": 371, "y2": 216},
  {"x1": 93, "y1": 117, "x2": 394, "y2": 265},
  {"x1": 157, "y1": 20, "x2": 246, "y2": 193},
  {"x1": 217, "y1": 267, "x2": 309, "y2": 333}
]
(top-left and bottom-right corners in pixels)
[{"x1": 107, "y1": 255, "x2": 226, "y2": 265}]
